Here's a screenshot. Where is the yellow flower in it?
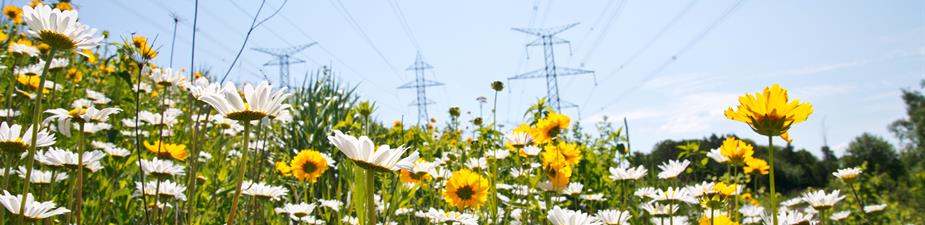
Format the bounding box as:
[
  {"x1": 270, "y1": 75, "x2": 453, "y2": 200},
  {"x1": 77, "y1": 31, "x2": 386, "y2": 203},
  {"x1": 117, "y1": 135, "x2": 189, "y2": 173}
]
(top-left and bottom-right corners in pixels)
[
  {"x1": 725, "y1": 84, "x2": 813, "y2": 142},
  {"x1": 28, "y1": 0, "x2": 41, "y2": 8},
  {"x1": 289, "y1": 149, "x2": 328, "y2": 183},
  {"x1": 399, "y1": 169, "x2": 431, "y2": 184},
  {"x1": 443, "y1": 169, "x2": 489, "y2": 209},
  {"x1": 275, "y1": 161, "x2": 292, "y2": 176},
  {"x1": 546, "y1": 165, "x2": 572, "y2": 191},
  {"x1": 16, "y1": 75, "x2": 49, "y2": 93},
  {"x1": 719, "y1": 137, "x2": 754, "y2": 165},
  {"x1": 143, "y1": 141, "x2": 189, "y2": 161},
  {"x1": 3, "y1": 5, "x2": 22, "y2": 23},
  {"x1": 66, "y1": 67, "x2": 82, "y2": 82},
  {"x1": 55, "y1": 2, "x2": 72, "y2": 11},
  {"x1": 744, "y1": 157, "x2": 769, "y2": 175},
  {"x1": 713, "y1": 182, "x2": 737, "y2": 196},
  {"x1": 131, "y1": 35, "x2": 158, "y2": 60},
  {"x1": 699, "y1": 214, "x2": 740, "y2": 225},
  {"x1": 543, "y1": 142, "x2": 582, "y2": 167},
  {"x1": 0, "y1": 31, "x2": 7, "y2": 43},
  {"x1": 82, "y1": 49, "x2": 97, "y2": 64},
  {"x1": 531, "y1": 112, "x2": 570, "y2": 144}
]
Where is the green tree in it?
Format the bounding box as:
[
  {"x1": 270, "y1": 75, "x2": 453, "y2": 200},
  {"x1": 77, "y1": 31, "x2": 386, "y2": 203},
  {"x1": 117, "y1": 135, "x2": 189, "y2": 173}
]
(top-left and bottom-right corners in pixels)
[
  {"x1": 841, "y1": 133, "x2": 906, "y2": 178},
  {"x1": 889, "y1": 80, "x2": 925, "y2": 169}
]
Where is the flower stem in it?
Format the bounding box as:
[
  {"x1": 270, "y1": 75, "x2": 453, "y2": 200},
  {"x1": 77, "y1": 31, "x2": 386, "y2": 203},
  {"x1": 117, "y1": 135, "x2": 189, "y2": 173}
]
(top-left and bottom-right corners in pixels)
[
  {"x1": 365, "y1": 169, "x2": 377, "y2": 225},
  {"x1": 16, "y1": 48, "x2": 56, "y2": 225},
  {"x1": 226, "y1": 122, "x2": 251, "y2": 225},
  {"x1": 74, "y1": 122, "x2": 86, "y2": 225},
  {"x1": 768, "y1": 135, "x2": 778, "y2": 225},
  {"x1": 848, "y1": 182, "x2": 867, "y2": 222}
]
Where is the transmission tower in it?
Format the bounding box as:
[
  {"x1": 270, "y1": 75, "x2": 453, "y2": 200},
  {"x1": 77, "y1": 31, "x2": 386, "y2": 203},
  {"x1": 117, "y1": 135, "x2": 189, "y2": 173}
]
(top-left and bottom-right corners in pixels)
[
  {"x1": 252, "y1": 42, "x2": 317, "y2": 87},
  {"x1": 398, "y1": 52, "x2": 443, "y2": 126},
  {"x1": 508, "y1": 23, "x2": 594, "y2": 112}
]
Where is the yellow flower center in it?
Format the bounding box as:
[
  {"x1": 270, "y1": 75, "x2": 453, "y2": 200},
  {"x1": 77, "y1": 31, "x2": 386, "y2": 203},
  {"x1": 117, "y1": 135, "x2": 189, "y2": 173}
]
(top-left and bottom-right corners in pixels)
[{"x1": 38, "y1": 30, "x2": 76, "y2": 50}]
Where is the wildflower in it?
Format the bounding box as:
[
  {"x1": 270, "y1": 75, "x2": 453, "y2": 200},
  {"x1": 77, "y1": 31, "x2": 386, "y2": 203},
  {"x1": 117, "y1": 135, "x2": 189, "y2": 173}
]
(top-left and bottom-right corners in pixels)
[
  {"x1": 443, "y1": 169, "x2": 489, "y2": 209},
  {"x1": 657, "y1": 159, "x2": 690, "y2": 179},
  {"x1": 399, "y1": 159, "x2": 436, "y2": 184},
  {"x1": 801, "y1": 190, "x2": 844, "y2": 210},
  {"x1": 148, "y1": 67, "x2": 185, "y2": 87},
  {"x1": 201, "y1": 82, "x2": 291, "y2": 121},
  {"x1": 713, "y1": 182, "x2": 738, "y2": 196},
  {"x1": 22, "y1": 4, "x2": 101, "y2": 52},
  {"x1": 832, "y1": 167, "x2": 862, "y2": 182},
  {"x1": 0, "y1": 190, "x2": 69, "y2": 220},
  {"x1": 44, "y1": 105, "x2": 121, "y2": 136},
  {"x1": 288, "y1": 149, "x2": 328, "y2": 183},
  {"x1": 863, "y1": 204, "x2": 886, "y2": 213},
  {"x1": 241, "y1": 181, "x2": 288, "y2": 201},
  {"x1": 0, "y1": 109, "x2": 20, "y2": 118},
  {"x1": 55, "y1": 2, "x2": 72, "y2": 11},
  {"x1": 0, "y1": 122, "x2": 55, "y2": 153},
  {"x1": 546, "y1": 206, "x2": 602, "y2": 225},
  {"x1": 765, "y1": 209, "x2": 812, "y2": 225},
  {"x1": 725, "y1": 84, "x2": 813, "y2": 142},
  {"x1": 274, "y1": 202, "x2": 316, "y2": 221},
  {"x1": 719, "y1": 136, "x2": 753, "y2": 165},
  {"x1": 421, "y1": 208, "x2": 479, "y2": 225},
  {"x1": 4, "y1": 5, "x2": 22, "y2": 23},
  {"x1": 506, "y1": 125, "x2": 533, "y2": 150},
  {"x1": 543, "y1": 142, "x2": 582, "y2": 166},
  {"x1": 532, "y1": 112, "x2": 570, "y2": 144},
  {"x1": 698, "y1": 214, "x2": 739, "y2": 225},
  {"x1": 134, "y1": 180, "x2": 187, "y2": 201},
  {"x1": 85, "y1": 89, "x2": 111, "y2": 105},
  {"x1": 91, "y1": 141, "x2": 129, "y2": 157},
  {"x1": 640, "y1": 202, "x2": 678, "y2": 216},
  {"x1": 651, "y1": 216, "x2": 689, "y2": 225},
  {"x1": 327, "y1": 130, "x2": 418, "y2": 172},
  {"x1": 34, "y1": 148, "x2": 104, "y2": 172},
  {"x1": 830, "y1": 211, "x2": 850, "y2": 221},
  {"x1": 706, "y1": 147, "x2": 729, "y2": 164},
  {"x1": 648, "y1": 187, "x2": 698, "y2": 204},
  {"x1": 597, "y1": 209, "x2": 631, "y2": 225},
  {"x1": 608, "y1": 165, "x2": 647, "y2": 181},
  {"x1": 318, "y1": 199, "x2": 343, "y2": 212},
  {"x1": 139, "y1": 158, "x2": 185, "y2": 177},
  {"x1": 522, "y1": 145, "x2": 542, "y2": 156},
  {"x1": 9, "y1": 39, "x2": 39, "y2": 57},
  {"x1": 16, "y1": 75, "x2": 58, "y2": 93},
  {"x1": 131, "y1": 35, "x2": 158, "y2": 60},
  {"x1": 743, "y1": 157, "x2": 769, "y2": 175},
  {"x1": 16, "y1": 166, "x2": 68, "y2": 184},
  {"x1": 143, "y1": 141, "x2": 189, "y2": 161}
]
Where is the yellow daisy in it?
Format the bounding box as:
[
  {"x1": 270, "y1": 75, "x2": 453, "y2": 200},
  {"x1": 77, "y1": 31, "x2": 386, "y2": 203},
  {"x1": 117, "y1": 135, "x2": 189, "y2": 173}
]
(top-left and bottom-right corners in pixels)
[
  {"x1": 724, "y1": 84, "x2": 813, "y2": 142},
  {"x1": 698, "y1": 214, "x2": 740, "y2": 225},
  {"x1": 143, "y1": 141, "x2": 189, "y2": 161},
  {"x1": 443, "y1": 169, "x2": 489, "y2": 209},
  {"x1": 743, "y1": 157, "x2": 769, "y2": 175},
  {"x1": 719, "y1": 137, "x2": 754, "y2": 165},
  {"x1": 289, "y1": 149, "x2": 328, "y2": 183},
  {"x1": 531, "y1": 112, "x2": 570, "y2": 144},
  {"x1": 3, "y1": 5, "x2": 21, "y2": 23}
]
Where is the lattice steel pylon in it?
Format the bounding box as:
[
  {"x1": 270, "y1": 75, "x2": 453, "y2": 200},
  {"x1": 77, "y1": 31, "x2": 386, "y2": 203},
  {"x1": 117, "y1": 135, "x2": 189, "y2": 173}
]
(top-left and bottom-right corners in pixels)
[
  {"x1": 398, "y1": 52, "x2": 443, "y2": 125},
  {"x1": 252, "y1": 42, "x2": 317, "y2": 87},
  {"x1": 508, "y1": 23, "x2": 594, "y2": 112}
]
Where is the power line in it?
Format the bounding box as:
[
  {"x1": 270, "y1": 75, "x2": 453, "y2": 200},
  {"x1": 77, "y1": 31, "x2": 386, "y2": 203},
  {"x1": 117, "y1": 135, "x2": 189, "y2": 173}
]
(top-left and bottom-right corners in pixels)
[
  {"x1": 327, "y1": 0, "x2": 405, "y2": 80},
  {"x1": 386, "y1": 0, "x2": 421, "y2": 51},
  {"x1": 587, "y1": 0, "x2": 748, "y2": 120},
  {"x1": 576, "y1": 0, "x2": 628, "y2": 66},
  {"x1": 579, "y1": 0, "x2": 700, "y2": 108}
]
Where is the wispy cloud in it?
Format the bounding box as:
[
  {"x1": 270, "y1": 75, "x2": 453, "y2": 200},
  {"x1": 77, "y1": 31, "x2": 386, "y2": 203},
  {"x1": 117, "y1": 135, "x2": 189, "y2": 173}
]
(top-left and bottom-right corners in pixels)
[{"x1": 771, "y1": 60, "x2": 870, "y2": 77}]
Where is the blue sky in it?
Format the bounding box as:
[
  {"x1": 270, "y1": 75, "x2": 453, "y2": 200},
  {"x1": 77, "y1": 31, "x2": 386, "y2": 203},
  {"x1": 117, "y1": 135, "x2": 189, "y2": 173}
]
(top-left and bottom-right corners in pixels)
[{"x1": 66, "y1": 0, "x2": 923, "y2": 156}]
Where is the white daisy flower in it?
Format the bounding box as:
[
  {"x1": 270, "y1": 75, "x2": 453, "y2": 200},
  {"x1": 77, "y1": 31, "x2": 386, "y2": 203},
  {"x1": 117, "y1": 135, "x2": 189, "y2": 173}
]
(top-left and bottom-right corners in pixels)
[
  {"x1": 765, "y1": 208, "x2": 813, "y2": 225},
  {"x1": 91, "y1": 141, "x2": 130, "y2": 157},
  {"x1": 650, "y1": 216, "x2": 689, "y2": 225},
  {"x1": 506, "y1": 131, "x2": 533, "y2": 149},
  {"x1": 71, "y1": 98, "x2": 94, "y2": 109},
  {"x1": 863, "y1": 204, "x2": 886, "y2": 213},
  {"x1": 138, "y1": 109, "x2": 182, "y2": 127},
  {"x1": 484, "y1": 149, "x2": 510, "y2": 159},
  {"x1": 608, "y1": 165, "x2": 648, "y2": 181},
  {"x1": 8, "y1": 41, "x2": 39, "y2": 57},
  {"x1": 832, "y1": 167, "x2": 862, "y2": 182},
  {"x1": 780, "y1": 197, "x2": 804, "y2": 208},
  {"x1": 422, "y1": 208, "x2": 479, "y2": 225},
  {"x1": 801, "y1": 189, "x2": 844, "y2": 210},
  {"x1": 739, "y1": 204, "x2": 765, "y2": 218},
  {"x1": 199, "y1": 81, "x2": 292, "y2": 121},
  {"x1": 241, "y1": 180, "x2": 288, "y2": 201},
  {"x1": 134, "y1": 180, "x2": 187, "y2": 201},
  {"x1": 17, "y1": 166, "x2": 68, "y2": 184},
  {"x1": 327, "y1": 130, "x2": 418, "y2": 172},
  {"x1": 78, "y1": 122, "x2": 111, "y2": 134},
  {"x1": 522, "y1": 145, "x2": 542, "y2": 156},
  {"x1": 34, "y1": 148, "x2": 105, "y2": 172},
  {"x1": 706, "y1": 148, "x2": 729, "y2": 163},
  {"x1": 546, "y1": 206, "x2": 601, "y2": 225},
  {"x1": 85, "y1": 89, "x2": 111, "y2": 105},
  {"x1": 0, "y1": 109, "x2": 20, "y2": 118},
  {"x1": 830, "y1": 210, "x2": 850, "y2": 221},
  {"x1": 640, "y1": 202, "x2": 678, "y2": 216},
  {"x1": 561, "y1": 183, "x2": 584, "y2": 195},
  {"x1": 274, "y1": 202, "x2": 316, "y2": 221},
  {"x1": 648, "y1": 187, "x2": 698, "y2": 204},
  {"x1": 597, "y1": 209, "x2": 631, "y2": 225},
  {"x1": 38, "y1": 58, "x2": 68, "y2": 70},
  {"x1": 148, "y1": 67, "x2": 186, "y2": 87},
  {"x1": 140, "y1": 158, "x2": 185, "y2": 177},
  {"x1": 634, "y1": 187, "x2": 658, "y2": 198},
  {"x1": 657, "y1": 159, "x2": 690, "y2": 179},
  {"x1": 0, "y1": 122, "x2": 56, "y2": 153},
  {"x1": 466, "y1": 157, "x2": 488, "y2": 169},
  {"x1": 684, "y1": 181, "x2": 717, "y2": 197},
  {"x1": 22, "y1": 4, "x2": 101, "y2": 51},
  {"x1": 44, "y1": 106, "x2": 120, "y2": 137},
  {"x1": 580, "y1": 193, "x2": 604, "y2": 201},
  {"x1": 0, "y1": 190, "x2": 69, "y2": 220},
  {"x1": 318, "y1": 199, "x2": 343, "y2": 212},
  {"x1": 187, "y1": 77, "x2": 221, "y2": 99}
]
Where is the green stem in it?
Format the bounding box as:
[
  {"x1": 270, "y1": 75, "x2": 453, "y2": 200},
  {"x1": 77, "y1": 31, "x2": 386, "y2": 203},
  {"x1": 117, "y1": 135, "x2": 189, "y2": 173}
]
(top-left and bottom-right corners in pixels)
[
  {"x1": 848, "y1": 182, "x2": 867, "y2": 222},
  {"x1": 768, "y1": 135, "x2": 777, "y2": 225},
  {"x1": 16, "y1": 48, "x2": 56, "y2": 225},
  {"x1": 74, "y1": 122, "x2": 86, "y2": 225},
  {"x1": 365, "y1": 169, "x2": 377, "y2": 225},
  {"x1": 226, "y1": 122, "x2": 251, "y2": 225}
]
